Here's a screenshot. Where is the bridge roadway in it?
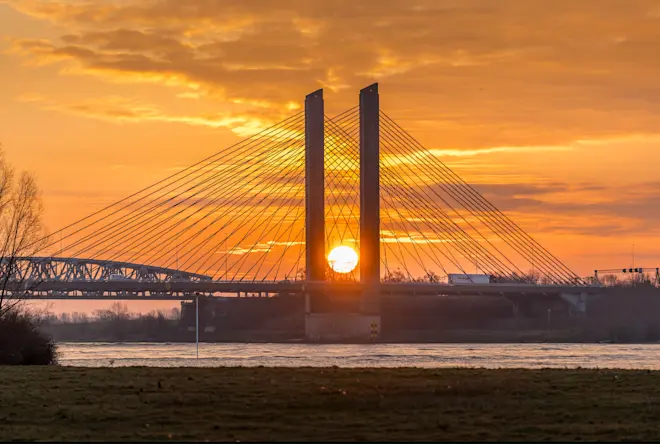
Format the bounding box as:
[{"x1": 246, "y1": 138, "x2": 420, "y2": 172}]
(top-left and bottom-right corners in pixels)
[
  {"x1": 5, "y1": 256, "x2": 598, "y2": 300},
  {"x1": 16, "y1": 280, "x2": 599, "y2": 300}
]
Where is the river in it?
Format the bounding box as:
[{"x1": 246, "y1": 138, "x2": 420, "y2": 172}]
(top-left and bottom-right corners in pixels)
[{"x1": 57, "y1": 342, "x2": 660, "y2": 369}]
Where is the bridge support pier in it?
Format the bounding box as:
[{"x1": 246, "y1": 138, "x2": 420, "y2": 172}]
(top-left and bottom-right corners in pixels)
[
  {"x1": 305, "y1": 313, "x2": 380, "y2": 342},
  {"x1": 511, "y1": 301, "x2": 520, "y2": 317},
  {"x1": 560, "y1": 292, "x2": 588, "y2": 316},
  {"x1": 303, "y1": 85, "x2": 382, "y2": 342}
]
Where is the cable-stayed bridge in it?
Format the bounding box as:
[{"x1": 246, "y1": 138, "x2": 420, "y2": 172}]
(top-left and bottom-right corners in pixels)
[{"x1": 8, "y1": 84, "x2": 592, "y2": 317}]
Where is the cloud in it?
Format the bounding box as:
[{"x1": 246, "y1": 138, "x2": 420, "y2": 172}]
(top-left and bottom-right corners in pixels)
[
  {"x1": 6, "y1": 0, "x2": 660, "y2": 148},
  {"x1": 473, "y1": 181, "x2": 660, "y2": 236},
  {"x1": 379, "y1": 144, "x2": 572, "y2": 170},
  {"x1": 427, "y1": 145, "x2": 571, "y2": 157},
  {"x1": 5, "y1": 0, "x2": 660, "y2": 276},
  {"x1": 379, "y1": 176, "x2": 660, "y2": 238},
  {"x1": 16, "y1": 94, "x2": 293, "y2": 136}
]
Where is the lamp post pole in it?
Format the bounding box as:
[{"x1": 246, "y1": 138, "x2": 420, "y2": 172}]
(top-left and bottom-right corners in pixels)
[{"x1": 195, "y1": 295, "x2": 199, "y2": 359}]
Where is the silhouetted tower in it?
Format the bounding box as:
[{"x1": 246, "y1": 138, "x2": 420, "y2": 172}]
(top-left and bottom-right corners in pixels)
[
  {"x1": 305, "y1": 89, "x2": 325, "y2": 283},
  {"x1": 359, "y1": 83, "x2": 380, "y2": 314}
]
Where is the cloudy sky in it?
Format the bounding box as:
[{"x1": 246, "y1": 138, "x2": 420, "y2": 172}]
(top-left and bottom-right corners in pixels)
[{"x1": 1, "y1": 0, "x2": 660, "y2": 278}]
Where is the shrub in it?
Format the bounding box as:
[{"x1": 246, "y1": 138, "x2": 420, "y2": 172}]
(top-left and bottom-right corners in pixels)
[{"x1": 0, "y1": 309, "x2": 58, "y2": 365}]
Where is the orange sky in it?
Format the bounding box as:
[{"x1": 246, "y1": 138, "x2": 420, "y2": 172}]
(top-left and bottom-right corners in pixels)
[{"x1": 2, "y1": 0, "x2": 660, "y2": 289}]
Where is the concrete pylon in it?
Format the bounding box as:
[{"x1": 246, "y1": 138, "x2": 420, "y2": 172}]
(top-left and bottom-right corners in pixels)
[
  {"x1": 305, "y1": 89, "x2": 325, "y2": 287},
  {"x1": 359, "y1": 83, "x2": 380, "y2": 315},
  {"x1": 304, "y1": 85, "x2": 382, "y2": 342}
]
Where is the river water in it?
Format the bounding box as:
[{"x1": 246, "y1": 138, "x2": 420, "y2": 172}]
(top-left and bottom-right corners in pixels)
[{"x1": 57, "y1": 342, "x2": 660, "y2": 369}]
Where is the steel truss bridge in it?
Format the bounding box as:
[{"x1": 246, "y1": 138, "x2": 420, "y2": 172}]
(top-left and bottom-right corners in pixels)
[
  {"x1": 7, "y1": 257, "x2": 211, "y2": 284},
  {"x1": 4, "y1": 84, "x2": 599, "y2": 303},
  {"x1": 8, "y1": 255, "x2": 595, "y2": 301}
]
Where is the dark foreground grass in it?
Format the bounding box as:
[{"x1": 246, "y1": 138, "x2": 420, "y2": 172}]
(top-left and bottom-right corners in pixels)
[{"x1": 1, "y1": 366, "x2": 659, "y2": 441}]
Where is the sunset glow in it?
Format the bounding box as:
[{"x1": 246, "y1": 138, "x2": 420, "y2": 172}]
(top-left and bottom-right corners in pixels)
[
  {"x1": 0, "y1": 0, "x2": 659, "y2": 283},
  {"x1": 328, "y1": 246, "x2": 359, "y2": 274}
]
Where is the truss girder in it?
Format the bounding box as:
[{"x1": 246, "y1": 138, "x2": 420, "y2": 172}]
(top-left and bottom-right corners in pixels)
[{"x1": 1, "y1": 257, "x2": 212, "y2": 284}]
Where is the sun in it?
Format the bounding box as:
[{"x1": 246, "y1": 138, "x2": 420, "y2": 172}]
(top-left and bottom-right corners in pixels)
[{"x1": 328, "y1": 246, "x2": 359, "y2": 274}]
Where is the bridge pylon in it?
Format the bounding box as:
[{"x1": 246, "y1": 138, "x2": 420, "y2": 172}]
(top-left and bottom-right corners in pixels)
[
  {"x1": 304, "y1": 84, "x2": 382, "y2": 342},
  {"x1": 304, "y1": 89, "x2": 326, "y2": 285},
  {"x1": 359, "y1": 83, "x2": 381, "y2": 316}
]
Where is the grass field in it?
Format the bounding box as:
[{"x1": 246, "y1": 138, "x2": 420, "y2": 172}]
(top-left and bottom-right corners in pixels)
[{"x1": 1, "y1": 366, "x2": 659, "y2": 441}]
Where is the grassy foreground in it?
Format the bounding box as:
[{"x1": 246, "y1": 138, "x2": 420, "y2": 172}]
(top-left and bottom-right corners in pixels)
[{"x1": 2, "y1": 367, "x2": 660, "y2": 441}]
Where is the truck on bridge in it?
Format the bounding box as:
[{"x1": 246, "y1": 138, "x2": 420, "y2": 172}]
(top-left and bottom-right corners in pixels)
[{"x1": 447, "y1": 274, "x2": 491, "y2": 285}]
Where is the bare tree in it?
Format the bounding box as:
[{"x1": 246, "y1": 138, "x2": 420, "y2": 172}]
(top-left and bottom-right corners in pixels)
[
  {"x1": 525, "y1": 269, "x2": 541, "y2": 284},
  {"x1": 600, "y1": 274, "x2": 619, "y2": 287},
  {"x1": 383, "y1": 268, "x2": 408, "y2": 282},
  {"x1": 0, "y1": 145, "x2": 47, "y2": 317},
  {"x1": 94, "y1": 302, "x2": 131, "y2": 323},
  {"x1": 424, "y1": 270, "x2": 443, "y2": 283},
  {"x1": 71, "y1": 312, "x2": 90, "y2": 324},
  {"x1": 539, "y1": 274, "x2": 554, "y2": 285}
]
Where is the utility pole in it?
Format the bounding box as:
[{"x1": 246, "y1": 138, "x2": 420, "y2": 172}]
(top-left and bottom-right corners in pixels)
[
  {"x1": 632, "y1": 243, "x2": 636, "y2": 285},
  {"x1": 195, "y1": 295, "x2": 199, "y2": 359}
]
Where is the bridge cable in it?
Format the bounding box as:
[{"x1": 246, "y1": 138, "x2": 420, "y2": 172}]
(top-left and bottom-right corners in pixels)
[
  {"x1": 331, "y1": 111, "x2": 460, "y2": 280},
  {"x1": 55, "y1": 115, "x2": 305, "y2": 259},
  {"x1": 380, "y1": 113, "x2": 560, "y2": 282},
  {"x1": 324, "y1": 117, "x2": 361, "y2": 251},
  {"x1": 151, "y1": 142, "x2": 305, "y2": 274},
  {"x1": 115, "y1": 123, "x2": 307, "y2": 267},
  {"x1": 232, "y1": 160, "x2": 307, "y2": 281},
  {"x1": 378, "y1": 124, "x2": 522, "y2": 280},
  {"x1": 381, "y1": 111, "x2": 582, "y2": 285},
  {"x1": 40, "y1": 111, "x2": 305, "y2": 254},
  {"x1": 326, "y1": 115, "x2": 456, "y2": 280},
  {"x1": 189, "y1": 148, "x2": 306, "y2": 279},
  {"x1": 380, "y1": 115, "x2": 574, "y2": 284},
  {"x1": 180, "y1": 145, "x2": 305, "y2": 279},
  {"x1": 333, "y1": 111, "x2": 507, "y2": 280}
]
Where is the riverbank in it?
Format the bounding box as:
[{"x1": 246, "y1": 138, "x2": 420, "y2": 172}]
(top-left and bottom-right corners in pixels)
[
  {"x1": 41, "y1": 322, "x2": 644, "y2": 344},
  {"x1": 2, "y1": 367, "x2": 660, "y2": 441}
]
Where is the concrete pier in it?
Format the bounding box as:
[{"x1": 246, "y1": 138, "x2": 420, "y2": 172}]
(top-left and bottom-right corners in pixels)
[{"x1": 305, "y1": 313, "x2": 380, "y2": 342}]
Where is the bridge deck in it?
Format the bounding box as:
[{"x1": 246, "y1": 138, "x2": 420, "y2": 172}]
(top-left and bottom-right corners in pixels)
[{"x1": 15, "y1": 280, "x2": 599, "y2": 300}]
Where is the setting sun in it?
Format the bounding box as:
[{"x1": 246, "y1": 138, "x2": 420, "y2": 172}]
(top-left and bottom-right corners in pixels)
[{"x1": 327, "y1": 246, "x2": 358, "y2": 274}]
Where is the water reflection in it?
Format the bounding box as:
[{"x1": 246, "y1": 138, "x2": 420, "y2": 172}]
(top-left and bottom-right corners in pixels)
[{"x1": 57, "y1": 342, "x2": 660, "y2": 369}]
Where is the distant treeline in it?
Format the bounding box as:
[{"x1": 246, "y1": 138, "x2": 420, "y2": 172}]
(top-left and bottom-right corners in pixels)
[
  {"x1": 37, "y1": 303, "x2": 184, "y2": 342},
  {"x1": 39, "y1": 303, "x2": 180, "y2": 325}
]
